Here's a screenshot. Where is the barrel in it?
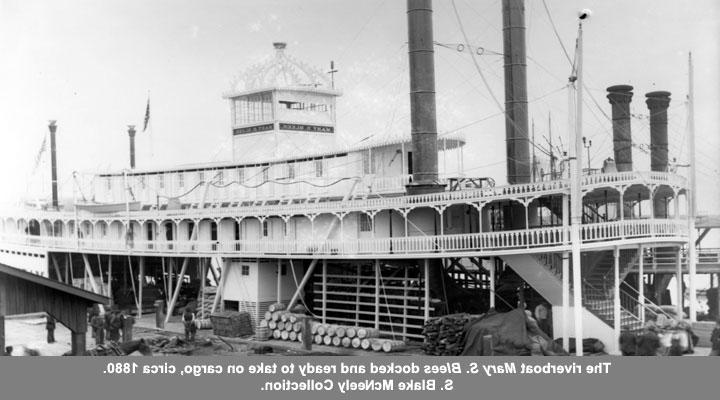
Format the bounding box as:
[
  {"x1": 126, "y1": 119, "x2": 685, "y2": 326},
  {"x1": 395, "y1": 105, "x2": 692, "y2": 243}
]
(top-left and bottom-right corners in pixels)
[
  {"x1": 341, "y1": 337, "x2": 352, "y2": 348},
  {"x1": 290, "y1": 304, "x2": 306, "y2": 314},
  {"x1": 314, "y1": 334, "x2": 324, "y2": 345},
  {"x1": 285, "y1": 322, "x2": 294, "y2": 332},
  {"x1": 297, "y1": 333, "x2": 303, "y2": 343},
  {"x1": 196, "y1": 319, "x2": 213, "y2": 330},
  {"x1": 280, "y1": 313, "x2": 290, "y2": 322},
  {"x1": 289, "y1": 331, "x2": 297, "y2": 341},
  {"x1": 264, "y1": 311, "x2": 273, "y2": 321},
  {"x1": 268, "y1": 303, "x2": 286, "y2": 312},
  {"x1": 351, "y1": 337, "x2": 361, "y2": 348},
  {"x1": 271, "y1": 311, "x2": 282, "y2": 321},
  {"x1": 281, "y1": 330, "x2": 289, "y2": 340},
  {"x1": 326, "y1": 325, "x2": 338, "y2": 337},
  {"x1": 323, "y1": 335, "x2": 333, "y2": 345},
  {"x1": 346, "y1": 327, "x2": 357, "y2": 338},
  {"x1": 360, "y1": 339, "x2": 371, "y2": 350},
  {"x1": 259, "y1": 319, "x2": 268, "y2": 328},
  {"x1": 317, "y1": 324, "x2": 327, "y2": 336},
  {"x1": 277, "y1": 321, "x2": 285, "y2": 331},
  {"x1": 273, "y1": 329, "x2": 281, "y2": 339},
  {"x1": 332, "y1": 336, "x2": 341, "y2": 346},
  {"x1": 255, "y1": 326, "x2": 270, "y2": 341},
  {"x1": 381, "y1": 340, "x2": 406, "y2": 353},
  {"x1": 293, "y1": 322, "x2": 302, "y2": 332},
  {"x1": 335, "y1": 326, "x2": 346, "y2": 338},
  {"x1": 370, "y1": 339, "x2": 384, "y2": 352},
  {"x1": 311, "y1": 321, "x2": 321, "y2": 335},
  {"x1": 268, "y1": 320, "x2": 277, "y2": 330},
  {"x1": 357, "y1": 328, "x2": 379, "y2": 339}
]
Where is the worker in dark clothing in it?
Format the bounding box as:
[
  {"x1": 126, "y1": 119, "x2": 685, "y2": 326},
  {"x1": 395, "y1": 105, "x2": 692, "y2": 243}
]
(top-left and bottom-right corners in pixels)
[
  {"x1": 107, "y1": 310, "x2": 123, "y2": 342},
  {"x1": 91, "y1": 314, "x2": 105, "y2": 345},
  {"x1": 710, "y1": 319, "x2": 720, "y2": 356},
  {"x1": 182, "y1": 307, "x2": 197, "y2": 342},
  {"x1": 46, "y1": 315, "x2": 56, "y2": 344}
]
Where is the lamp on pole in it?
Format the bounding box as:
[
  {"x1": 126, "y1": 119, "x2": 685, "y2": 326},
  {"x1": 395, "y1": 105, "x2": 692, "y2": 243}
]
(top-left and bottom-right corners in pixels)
[{"x1": 582, "y1": 136, "x2": 592, "y2": 171}]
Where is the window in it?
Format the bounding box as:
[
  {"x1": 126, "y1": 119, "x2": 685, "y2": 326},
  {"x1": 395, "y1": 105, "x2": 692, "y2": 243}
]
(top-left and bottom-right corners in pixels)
[
  {"x1": 157, "y1": 174, "x2": 165, "y2": 189},
  {"x1": 315, "y1": 160, "x2": 323, "y2": 177},
  {"x1": 287, "y1": 163, "x2": 295, "y2": 179},
  {"x1": 262, "y1": 220, "x2": 269, "y2": 237},
  {"x1": 362, "y1": 150, "x2": 372, "y2": 174},
  {"x1": 241, "y1": 265, "x2": 250, "y2": 276},
  {"x1": 281, "y1": 264, "x2": 287, "y2": 275},
  {"x1": 211, "y1": 222, "x2": 218, "y2": 241},
  {"x1": 198, "y1": 170, "x2": 205, "y2": 182},
  {"x1": 262, "y1": 167, "x2": 269, "y2": 183},
  {"x1": 99, "y1": 224, "x2": 107, "y2": 236},
  {"x1": 358, "y1": 214, "x2": 372, "y2": 232},
  {"x1": 234, "y1": 221, "x2": 240, "y2": 240},
  {"x1": 234, "y1": 92, "x2": 272, "y2": 125},
  {"x1": 178, "y1": 173, "x2": 184, "y2": 188},
  {"x1": 138, "y1": 176, "x2": 146, "y2": 189},
  {"x1": 106, "y1": 178, "x2": 112, "y2": 191},
  {"x1": 187, "y1": 222, "x2": 195, "y2": 239},
  {"x1": 165, "y1": 222, "x2": 174, "y2": 241},
  {"x1": 147, "y1": 223, "x2": 154, "y2": 241}
]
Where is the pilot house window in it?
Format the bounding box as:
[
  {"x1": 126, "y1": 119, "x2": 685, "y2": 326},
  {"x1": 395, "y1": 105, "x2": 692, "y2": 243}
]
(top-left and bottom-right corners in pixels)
[
  {"x1": 358, "y1": 214, "x2": 372, "y2": 232},
  {"x1": 234, "y1": 92, "x2": 272, "y2": 125}
]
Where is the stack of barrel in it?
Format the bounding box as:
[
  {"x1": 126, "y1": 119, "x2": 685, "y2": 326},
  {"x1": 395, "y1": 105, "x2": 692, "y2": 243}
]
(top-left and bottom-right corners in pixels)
[
  {"x1": 421, "y1": 313, "x2": 474, "y2": 355},
  {"x1": 309, "y1": 323, "x2": 406, "y2": 353},
  {"x1": 262, "y1": 303, "x2": 309, "y2": 343}
]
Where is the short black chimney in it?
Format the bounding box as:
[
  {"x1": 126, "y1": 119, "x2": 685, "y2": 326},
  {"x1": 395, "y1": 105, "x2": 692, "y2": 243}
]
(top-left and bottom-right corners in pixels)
[
  {"x1": 128, "y1": 125, "x2": 137, "y2": 169},
  {"x1": 49, "y1": 120, "x2": 59, "y2": 209}
]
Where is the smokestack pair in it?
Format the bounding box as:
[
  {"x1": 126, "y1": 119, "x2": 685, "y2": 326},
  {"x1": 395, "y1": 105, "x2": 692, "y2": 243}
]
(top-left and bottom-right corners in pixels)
[{"x1": 606, "y1": 86, "x2": 671, "y2": 172}]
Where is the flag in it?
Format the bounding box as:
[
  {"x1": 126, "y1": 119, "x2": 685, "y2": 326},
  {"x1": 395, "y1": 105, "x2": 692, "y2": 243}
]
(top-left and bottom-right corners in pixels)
[
  {"x1": 32, "y1": 133, "x2": 48, "y2": 173},
  {"x1": 142, "y1": 97, "x2": 150, "y2": 132}
]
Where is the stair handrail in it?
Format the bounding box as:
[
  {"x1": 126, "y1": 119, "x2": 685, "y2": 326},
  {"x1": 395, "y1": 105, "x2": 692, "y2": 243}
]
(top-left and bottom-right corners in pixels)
[
  {"x1": 618, "y1": 281, "x2": 676, "y2": 322},
  {"x1": 582, "y1": 279, "x2": 643, "y2": 330}
]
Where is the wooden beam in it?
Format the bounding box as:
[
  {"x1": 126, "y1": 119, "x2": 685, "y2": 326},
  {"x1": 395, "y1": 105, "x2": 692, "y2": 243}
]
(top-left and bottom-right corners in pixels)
[
  {"x1": 321, "y1": 259, "x2": 327, "y2": 324},
  {"x1": 138, "y1": 257, "x2": 145, "y2": 317},
  {"x1": 50, "y1": 254, "x2": 62, "y2": 282},
  {"x1": 424, "y1": 259, "x2": 430, "y2": 322},
  {"x1": 107, "y1": 256, "x2": 113, "y2": 307},
  {"x1": 81, "y1": 254, "x2": 100, "y2": 294},
  {"x1": 165, "y1": 257, "x2": 189, "y2": 326},
  {"x1": 200, "y1": 259, "x2": 207, "y2": 320},
  {"x1": 70, "y1": 331, "x2": 85, "y2": 356},
  {"x1": 287, "y1": 259, "x2": 319, "y2": 311},
  {"x1": 0, "y1": 315, "x2": 5, "y2": 356},
  {"x1": 211, "y1": 259, "x2": 226, "y2": 314},
  {"x1": 375, "y1": 260, "x2": 380, "y2": 329}
]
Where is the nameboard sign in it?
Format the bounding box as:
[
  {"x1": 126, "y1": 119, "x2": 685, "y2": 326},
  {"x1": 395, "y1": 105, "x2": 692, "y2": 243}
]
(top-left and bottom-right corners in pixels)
[
  {"x1": 279, "y1": 123, "x2": 334, "y2": 133},
  {"x1": 233, "y1": 123, "x2": 274, "y2": 135}
]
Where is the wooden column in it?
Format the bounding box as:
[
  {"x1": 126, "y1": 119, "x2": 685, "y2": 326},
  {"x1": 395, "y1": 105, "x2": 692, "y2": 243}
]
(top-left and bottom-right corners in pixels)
[
  {"x1": 675, "y1": 246, "x2": 683, "y2": 318},
  {"x1": 164, "y1": 257, "x2": 189, "y2": 325},
  {"x1": 0, "y1": 315, "x2": 5, "y2": 356},
  {"x1": 108, "y1": 256, "x2": 113, "y2": 307},
  {"x1": 374, "y1": 260, "x2": 380, "y2": 329},
  {"x1": 489, "y1": 260, "x2": 496, "y2": 309},
  {"x1": 138, "y1": 257, "x2": 145, "y2": 317},
  {"x1": 638, "y1": 245, "x2": 644, "y2": 323},
  {"x1": 424, "y1": 259, "x2": 430, "y2": 322},
  {"x1": 321, "y1": 259, "x2": 327, "y2": 324},
  {"x1": 613, "y1": 247, "x2": 621, "y2": 352},
  {"x1": 200, "y1": 260, "x2": 207, "y2": 320},
  {"x1": 276, "y1": 259, "x2": 282, "y2": 304},
  {"x1": 0, "y1": 277, "x2": 5, "y2": 355},
  {"x1": 70, "y1": 332, "x2": 85, "y2": 356}
]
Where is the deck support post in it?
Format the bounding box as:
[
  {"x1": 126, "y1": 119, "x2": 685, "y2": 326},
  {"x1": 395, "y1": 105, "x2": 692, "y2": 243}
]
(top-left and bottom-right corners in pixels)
[
  {"x1": 638, "y1": 245, "x2": 644, "y2": 323},
  {"x1": 211, "y1": 259, "x2": 225, "y2": 314},
  {"x1": 374, "y1": 260, "x2": 380, "y2": 329},
  {"x1": 561, "y1": 251, "x2": 569, "y2": 352},
  {"x1": 276, "y1": 259, "x2": 282, "y2": 304},
  {"x1": 423, "y1": 259, "x2": 430, "y2": 322},
  {"x1": 107, "y1": 256, "x2": 113, "y2": 307},
  {"x1": 675, "y1": 246, "x2": 683, "y2": 318},
  {"x1": 200, "y1": 260, "x2": 207, "y2": 320},
  {"x1": 0, "y1": 315, "x2": 5, "y2": 356},
  {"x1": 164, "y1": 257, "x2": 189, "y2": 326},
  {"x1": 138, "y1": 257, "x2": 145, "y2": 317},
  {"x1": 321, "y1": 259, "x2": 327, "y2": 324},
  {"x1": 489, "y1": 259, "x2": 496, "y2": 309},
  {"x1": 70, "y1": 331, "x2": 85, "y2": 356},
  {"x1": 613, "y1": 247, "x2": 621, "y2": 353}
]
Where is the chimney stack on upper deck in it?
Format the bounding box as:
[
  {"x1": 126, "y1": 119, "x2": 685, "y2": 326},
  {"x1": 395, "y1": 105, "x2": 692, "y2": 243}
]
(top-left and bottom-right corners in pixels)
[
  {"x1": 48, "y1": 120, "x2": 59, "y2": 210},
  {"x1": 502, "y1": 0, "x2": 531, "y2": 184},
  {"x1": 405, "y1": 0, "x2": 443, "y2": 194},
  {"x1": 646, "y1": 91, "x2": 671, "y2": 172},
  {"x1": 606, "y1": 85, "x2": 634, "y2": 172},
  {"x1": 128, "y1": 125, "x2": 137, "y2": 169}
]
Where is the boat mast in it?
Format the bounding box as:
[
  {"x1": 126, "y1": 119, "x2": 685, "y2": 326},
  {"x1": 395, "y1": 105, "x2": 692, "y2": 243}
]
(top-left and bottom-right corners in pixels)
[
  {"x1": 570, "y1": 16, "x2": 586, "y2": 357},
  {"x1": 687, "y1": 52, "x2": 697, "y2": 322}
]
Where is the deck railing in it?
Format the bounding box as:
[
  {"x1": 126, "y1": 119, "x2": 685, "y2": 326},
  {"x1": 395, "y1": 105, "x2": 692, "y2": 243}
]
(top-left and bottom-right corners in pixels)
[
  {"x1": 0, "y1": 171, "x2": 686, "y2": 223},
  {"x1": 0, "y1": 219, "x2": 688, "y2": 258}
]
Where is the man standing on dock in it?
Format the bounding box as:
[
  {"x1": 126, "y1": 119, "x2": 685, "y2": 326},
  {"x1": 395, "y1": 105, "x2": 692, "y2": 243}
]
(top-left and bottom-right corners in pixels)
[{"x1": 46, "y1": 315, "x2": 56, "y2": 344}]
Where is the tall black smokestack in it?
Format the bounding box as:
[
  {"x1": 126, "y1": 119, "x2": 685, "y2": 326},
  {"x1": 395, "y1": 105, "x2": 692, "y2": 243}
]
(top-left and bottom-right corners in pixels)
[
  {"x1": 48, "y1": 120, "x2": 59, "y2": 209},
  {"x1": 128, "y1": 125, "x2": 136, "y2": 169},
  {"x1": 607, "y1": 85, "x2": 634, "y2": 172},
  {"x1": 406, "y1": 0, "x2": 443, "y2": 194},
  {"x1": 502, "y1": 0, "x2": 530, "y2": 184},
  {"x1": 646, "y1": 91, "x2": 671, "y2": 172}
]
